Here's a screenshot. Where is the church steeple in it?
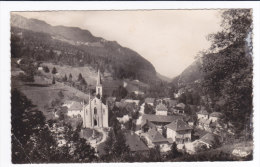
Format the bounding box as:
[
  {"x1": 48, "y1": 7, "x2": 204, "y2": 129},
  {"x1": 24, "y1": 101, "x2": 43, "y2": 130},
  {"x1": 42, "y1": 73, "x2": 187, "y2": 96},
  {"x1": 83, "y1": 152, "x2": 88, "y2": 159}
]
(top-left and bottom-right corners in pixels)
[
  {"x1": 97, "y1": 69, "x2": 102, "y2": 86},
  {"x1": 96, "y1": 69, "x2": 102, "y2": 98}
]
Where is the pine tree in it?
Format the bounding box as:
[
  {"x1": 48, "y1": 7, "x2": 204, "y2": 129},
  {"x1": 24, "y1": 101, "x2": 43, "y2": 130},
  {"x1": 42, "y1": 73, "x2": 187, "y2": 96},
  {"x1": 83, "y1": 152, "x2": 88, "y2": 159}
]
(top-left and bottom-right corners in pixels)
[
  {"x1": 51, "y1": 67, "x2": 57, "y2": 74},
  {"x1": 63, "y1": 74, "x2": 67, "y2": 82},
  {"x1": 52, "y1": 77, "x2": 56, "y2": 84},
  {"x1": 78, "y1": 73, "x2": 83, "y2": 81}
]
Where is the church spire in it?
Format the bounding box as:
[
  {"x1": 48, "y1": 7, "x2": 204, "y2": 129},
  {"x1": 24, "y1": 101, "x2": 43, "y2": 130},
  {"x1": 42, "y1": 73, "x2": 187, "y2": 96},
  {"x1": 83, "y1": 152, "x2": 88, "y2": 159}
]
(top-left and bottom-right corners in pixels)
[{"x1": 97, "y1": 69, "x2": 102, "y2": 86}]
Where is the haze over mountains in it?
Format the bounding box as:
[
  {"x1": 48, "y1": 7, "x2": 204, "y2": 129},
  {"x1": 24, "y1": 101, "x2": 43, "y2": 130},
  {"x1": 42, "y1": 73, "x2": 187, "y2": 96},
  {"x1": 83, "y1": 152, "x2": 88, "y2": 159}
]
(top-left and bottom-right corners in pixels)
[{"x1": 11, "y1": 14, "x2": 200, "y2": 84}]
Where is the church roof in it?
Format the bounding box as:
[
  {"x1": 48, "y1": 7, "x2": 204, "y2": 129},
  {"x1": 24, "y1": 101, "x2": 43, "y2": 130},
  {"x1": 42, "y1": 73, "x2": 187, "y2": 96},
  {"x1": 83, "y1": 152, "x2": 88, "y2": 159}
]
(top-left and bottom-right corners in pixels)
[
  {"x1": 156, "y1": 103, "x2": 168, "y2": 111},
  {"x1": 166, "y1": 119, "x2": 192, "y2": 131},
  {"x1": 147, "y1": 129, "x2": 168, "y2": 143}
]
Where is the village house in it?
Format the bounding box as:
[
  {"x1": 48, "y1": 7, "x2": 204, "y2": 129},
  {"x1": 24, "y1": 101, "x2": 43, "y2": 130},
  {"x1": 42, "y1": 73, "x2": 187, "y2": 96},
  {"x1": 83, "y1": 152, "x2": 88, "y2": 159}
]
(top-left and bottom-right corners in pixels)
[
  {"x1": 63, "y1": 100, "x2": 83, "y2": 118},
  {"x1": 133, "y1": 90, "x2": 145, "y2": 95},
  {"x1": 145, "y1": 98, "x2": 155, "y2": 106},
  {"x1": 197, "y1": 133, "x2": 220, "y2": 149},
  {"x1": 121, "y1": 99, "x2": 140, "y2": 106},
  {"x1": 174, "y1": 103, "x2": 186, "y2": 114},
  {"x1": 145, "y1": 128, "x2": 169, "y2": 149},
  {"x1": 197, "y1": 118, "x2": 212, "y2": 132},
  {"x1": 167, "y1": 99, "x2": 178, "y2": 108},
  {"x1": 125, "y1": 131, "x2": 149, "y2": 156},
  {"x1": 141, "y1": 119, "x2": 157, "y2": 132},
  {"x1": 174, "y1": 88, "x2": 185, "y2": 98},
  {"x1": 155, "y1": 103, "x2": 168, "y2": 116},
  {"x1": 166, "y1": 119, "x2": 192, "y2": 144},
  {"x1": 209, "y1": 112, "x2": 223, "y2": 122},
  {"x1": 197, "y1": 109, "x2": 209, "y2": 120},
  {"x1": 141, "y1": 114, "x2": 183, "y2": 128}
]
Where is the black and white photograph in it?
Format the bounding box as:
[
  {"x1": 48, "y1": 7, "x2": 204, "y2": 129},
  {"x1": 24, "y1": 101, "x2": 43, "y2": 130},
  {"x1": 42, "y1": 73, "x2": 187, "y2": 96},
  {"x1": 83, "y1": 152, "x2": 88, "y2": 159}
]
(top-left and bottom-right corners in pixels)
[{"x1": 0, "y1": 2, "x2": 259, "y2": 165}]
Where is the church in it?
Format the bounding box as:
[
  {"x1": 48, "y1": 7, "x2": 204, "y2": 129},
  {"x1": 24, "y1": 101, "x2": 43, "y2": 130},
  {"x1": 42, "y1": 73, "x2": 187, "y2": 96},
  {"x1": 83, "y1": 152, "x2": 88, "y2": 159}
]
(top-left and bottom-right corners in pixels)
[{"x1": 82, "y1": 70, "x2": 109, "y2": 128}]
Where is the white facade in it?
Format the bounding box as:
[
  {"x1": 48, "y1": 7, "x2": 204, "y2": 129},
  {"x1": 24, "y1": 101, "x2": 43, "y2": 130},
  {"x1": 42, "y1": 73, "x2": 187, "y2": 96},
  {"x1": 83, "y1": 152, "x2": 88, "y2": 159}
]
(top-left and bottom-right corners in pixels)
[
  {"x1": 82, "y1": 69, "x2": 109, "y2": 128},
  {"x1": 166, "y1": 128, "x2": 191, "y2": 144},
  {"x1": 67, "y1": 110, "x2": 82, "y2": 118},
  {"x1": 197, "y1": 113, "x2": 208, "y2": 120},
  {"x1": 156, "y1": 110, "x2": 167, "y2": 116},
  {"x1": 209, "y1": 116, "x2": 219, "y2": 122}
]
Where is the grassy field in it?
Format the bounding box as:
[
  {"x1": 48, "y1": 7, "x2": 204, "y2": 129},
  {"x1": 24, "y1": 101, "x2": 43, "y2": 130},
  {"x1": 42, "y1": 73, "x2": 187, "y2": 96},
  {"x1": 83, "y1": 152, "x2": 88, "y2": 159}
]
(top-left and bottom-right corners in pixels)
[
  {"x1": 12, "y1": 71, "x2": 91, "y2": 120},
  {"x1": 41, "y1": 62, "x2": 112, "y2": 86}
]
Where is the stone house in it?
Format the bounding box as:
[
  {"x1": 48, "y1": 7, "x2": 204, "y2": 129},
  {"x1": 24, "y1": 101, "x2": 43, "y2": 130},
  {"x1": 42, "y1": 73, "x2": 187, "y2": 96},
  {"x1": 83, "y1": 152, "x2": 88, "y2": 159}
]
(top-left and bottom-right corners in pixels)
[{"x1": 166, "y1": 119, "x2": 192, "y2": 144}]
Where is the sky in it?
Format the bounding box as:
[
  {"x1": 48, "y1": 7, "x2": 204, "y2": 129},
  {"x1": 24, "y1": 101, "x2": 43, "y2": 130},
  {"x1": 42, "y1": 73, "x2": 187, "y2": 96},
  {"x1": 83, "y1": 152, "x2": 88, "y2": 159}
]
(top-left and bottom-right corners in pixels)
[{"x1": 15, "y1": 10, "x2": 222, "y2": 78}]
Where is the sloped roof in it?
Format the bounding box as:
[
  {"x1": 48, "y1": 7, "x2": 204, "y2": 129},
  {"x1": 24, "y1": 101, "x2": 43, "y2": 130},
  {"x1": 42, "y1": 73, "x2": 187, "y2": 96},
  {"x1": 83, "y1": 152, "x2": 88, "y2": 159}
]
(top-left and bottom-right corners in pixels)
[
  {"x1": 199, "y1": 118, "x2": 211, "y2": 125},
  {"x1": 125, "y1": 131, "x2": 149, "y2": 152},
  {"x1": 142, "y1": 114, "x2": 182, "y2": 124},
  {"x1": 156, "y1": 103, "x2": 168, "y2": 111},
  {"x1": 197, "y1": 109, "x2": 209, "y2": 115},
  {"x1": 199, "y1": 133, "x2": 218, "y2": 146},
  {"x1": 115, "y1": 102, "x2": 127, "y2": 108},
  {"x1": 147, "y1": 129, "x2": 168, "y2": 143},
  {"x1": 176, "y1": 103, "x2": 185, "y2": 109},
  {"x1": 168, "y1": 100, "x2": 177, "y2": 107},
  {"x1": 64, "y1": 101, "x2": 83, "y2": 110},
  {"x1": 141, "y1": 119, "x2": 157, "y2": 129},
  {"x1": 166, "y1": 119, "x2": 192, "y2": 131},
  {"x1": 210, "y1": 112, "x2": 223, "y2": 118},
  {"x1": 145, "y1": 98, "x2": 155, "y2": 104}
]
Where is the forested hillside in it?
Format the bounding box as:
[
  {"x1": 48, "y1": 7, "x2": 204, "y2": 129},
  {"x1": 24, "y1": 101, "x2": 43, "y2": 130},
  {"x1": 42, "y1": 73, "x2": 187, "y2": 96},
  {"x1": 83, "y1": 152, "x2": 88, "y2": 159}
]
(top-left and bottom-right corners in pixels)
[
  {"x1": 170, "y1": 9, "x2": 253, "y2": 135},
  {"x1": 11, "y1": 14, "x2": 157, "y2": 84}
]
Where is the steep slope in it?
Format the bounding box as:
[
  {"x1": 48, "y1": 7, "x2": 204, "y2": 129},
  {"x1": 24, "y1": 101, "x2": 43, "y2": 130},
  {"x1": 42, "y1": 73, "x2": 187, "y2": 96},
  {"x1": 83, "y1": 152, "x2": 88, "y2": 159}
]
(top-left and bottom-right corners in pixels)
[
  {"x1": 171, "y1": 59, "x2": 203, "y2": 87},
  {"x1": 156, "y1": 72, "x2": 171, "y2": 82},
  {"x1": 11, "y1": 14, "x2": 158, "y2": 84},
  {"x1": 11, "y1": 14, "x2": 101, "y2": 43}
]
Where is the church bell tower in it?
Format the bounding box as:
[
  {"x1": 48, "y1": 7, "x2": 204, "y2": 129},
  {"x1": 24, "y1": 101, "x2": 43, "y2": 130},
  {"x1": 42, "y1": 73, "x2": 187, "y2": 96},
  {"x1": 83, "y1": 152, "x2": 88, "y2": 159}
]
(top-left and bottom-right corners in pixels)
[{"x1": 96, "y1": 69, "x2": 102, "y2": 98}]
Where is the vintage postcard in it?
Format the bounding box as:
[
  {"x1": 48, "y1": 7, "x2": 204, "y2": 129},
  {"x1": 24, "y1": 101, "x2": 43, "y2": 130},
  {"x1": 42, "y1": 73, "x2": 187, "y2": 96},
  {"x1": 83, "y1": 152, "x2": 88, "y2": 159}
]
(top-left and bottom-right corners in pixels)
[{"x1": 9, "y1": 9, "x2": 255, "y2": 164}]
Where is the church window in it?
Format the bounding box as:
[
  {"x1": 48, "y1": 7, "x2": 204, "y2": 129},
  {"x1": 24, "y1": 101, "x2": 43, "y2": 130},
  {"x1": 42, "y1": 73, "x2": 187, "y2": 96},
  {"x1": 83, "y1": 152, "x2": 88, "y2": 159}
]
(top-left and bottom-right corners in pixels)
[
  {"x1": 103, "y1": 109, "x2": 105, "y2": 114},
  {"x1": 94, "y1": 107, "x2": 97, "y2": 115}
]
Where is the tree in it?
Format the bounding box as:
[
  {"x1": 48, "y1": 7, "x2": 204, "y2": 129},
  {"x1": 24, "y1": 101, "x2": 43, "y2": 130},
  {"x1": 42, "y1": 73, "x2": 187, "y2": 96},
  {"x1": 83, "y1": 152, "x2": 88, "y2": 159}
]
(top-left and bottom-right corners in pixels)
[
  {"x1": 11, "y1": 89, "x2": 55, "y2": 163},
  {"x1": 103, "y1": 128, "x2": 130, "y2": 162},
  {"x1": 63, "y1": 74, "x2": 67, "y2": 82},
  {"x1": 43, "y1": 66, "x2": 50, "y2": 73},
  {"x1": 78, "y1": 73, "x2": 83, "y2": 81},
  {"x1": 52, "y1": 76, "x2": 56, "y2": 84},
  {"x1": 51, "y1": 67, "x2": 57, "y2": 74},
  {"x1": 144, "y1": 103, "x2": 155, "y2": 114},
  {"x1": 167, "y1": 142, "x2": 181, "y2": 159},
  {"x1": 69, "y1": 73, "x2": 73, "y2": 82},
  {"x1": 149, "y1": 145, "x2": 161, "y2": 162},
  {"x1": 201, "y1": 9, "x2": 253, "y2": 133}
]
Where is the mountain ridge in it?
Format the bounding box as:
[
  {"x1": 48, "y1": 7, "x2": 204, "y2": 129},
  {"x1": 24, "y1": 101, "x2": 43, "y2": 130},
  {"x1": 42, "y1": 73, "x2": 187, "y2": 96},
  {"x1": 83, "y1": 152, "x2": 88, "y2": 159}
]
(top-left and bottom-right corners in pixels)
[{"x1": 11, "y1": 14, "x2": 159, "y2": 84}]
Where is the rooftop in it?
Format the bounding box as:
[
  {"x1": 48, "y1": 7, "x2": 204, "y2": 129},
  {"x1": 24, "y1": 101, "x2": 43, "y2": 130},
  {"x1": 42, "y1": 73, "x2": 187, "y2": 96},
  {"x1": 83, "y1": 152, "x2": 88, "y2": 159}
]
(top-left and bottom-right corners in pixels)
[
  {"x1": 166, "y1": 119, "x2": 192, "y2": 131},
  {"x1": 199, "y1": 133, "x2": 218, "y2": 146},
  {"x1": 145, "y1": 98, "x2": 155, "y2": 104},
  {"x1": 210, "y1": 112, "x2": 223, "y2": 118},
  {"x1": 147, "y1": 129, "x2": 168, "y2": 143},
  {"x1": 142, "y1": 114, "x2": 182, "y2": 124},
  {"x1": 156, "y1": 103, "x2": 168, "y2": 111},
  {"x1": 125, "y1": 131, "x2": 149, "y2": 152},
  {"x1": 197, "y1": 109, "x2": 209, "y2": 115},
  {"x1": 176, "y1": 103, "x2": 186, "y2": 109}
]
